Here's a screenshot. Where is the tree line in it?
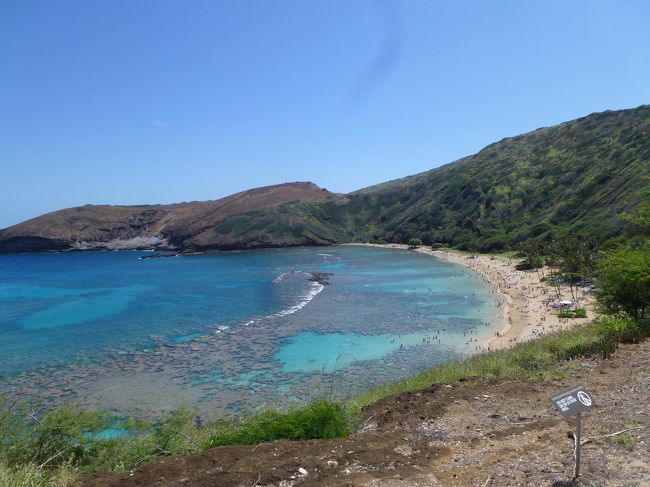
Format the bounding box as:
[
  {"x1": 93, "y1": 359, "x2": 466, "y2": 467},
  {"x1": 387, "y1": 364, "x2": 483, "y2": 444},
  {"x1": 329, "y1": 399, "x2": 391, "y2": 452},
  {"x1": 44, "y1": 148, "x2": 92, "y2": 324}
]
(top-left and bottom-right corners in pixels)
[{"x1": 517, "y1": 231, "x2": 649, "y2": 323}]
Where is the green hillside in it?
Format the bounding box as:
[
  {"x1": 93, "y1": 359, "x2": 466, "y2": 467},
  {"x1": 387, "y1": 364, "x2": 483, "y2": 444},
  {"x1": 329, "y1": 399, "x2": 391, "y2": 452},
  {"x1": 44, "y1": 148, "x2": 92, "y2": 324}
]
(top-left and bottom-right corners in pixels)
[{"x1": 343, "y1": 105, "x2": 650, "y2": 250}]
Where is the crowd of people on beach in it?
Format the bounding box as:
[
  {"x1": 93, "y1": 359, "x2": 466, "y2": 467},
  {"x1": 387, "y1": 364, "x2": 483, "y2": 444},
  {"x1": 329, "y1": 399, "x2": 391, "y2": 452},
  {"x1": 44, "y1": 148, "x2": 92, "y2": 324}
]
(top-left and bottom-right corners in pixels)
[{"x1": 418, "y1": 248, "x2": 594, "y2": 351}]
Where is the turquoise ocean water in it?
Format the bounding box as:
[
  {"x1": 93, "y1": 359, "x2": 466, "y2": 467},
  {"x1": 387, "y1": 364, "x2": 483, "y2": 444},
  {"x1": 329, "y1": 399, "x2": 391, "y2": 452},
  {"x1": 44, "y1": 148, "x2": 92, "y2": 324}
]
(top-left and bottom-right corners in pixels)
[{"x1": 0, "y1": 246, "x2": 501, "y2": 418}]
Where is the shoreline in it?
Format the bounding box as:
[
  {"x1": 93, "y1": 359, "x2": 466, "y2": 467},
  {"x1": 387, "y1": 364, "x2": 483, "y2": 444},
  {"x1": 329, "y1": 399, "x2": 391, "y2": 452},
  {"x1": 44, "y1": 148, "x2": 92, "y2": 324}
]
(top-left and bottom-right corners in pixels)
[{"x1": 342, "y1": 243, "x2": 595, "y2": 352}]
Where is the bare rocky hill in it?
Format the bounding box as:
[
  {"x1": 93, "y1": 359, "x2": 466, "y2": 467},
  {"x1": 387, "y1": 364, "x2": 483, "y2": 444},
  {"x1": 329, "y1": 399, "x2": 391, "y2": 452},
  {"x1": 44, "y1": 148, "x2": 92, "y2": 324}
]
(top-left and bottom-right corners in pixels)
[{"x1": 0, "y1": 182, "x2": 345, "y2": 252}]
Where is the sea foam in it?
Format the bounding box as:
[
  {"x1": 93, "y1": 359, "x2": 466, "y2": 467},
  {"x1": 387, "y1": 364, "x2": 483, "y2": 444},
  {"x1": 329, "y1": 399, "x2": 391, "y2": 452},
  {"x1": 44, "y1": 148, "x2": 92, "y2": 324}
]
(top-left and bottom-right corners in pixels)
[{"x1": 275, "y1": 281, "x2": 324, "y2": 317}]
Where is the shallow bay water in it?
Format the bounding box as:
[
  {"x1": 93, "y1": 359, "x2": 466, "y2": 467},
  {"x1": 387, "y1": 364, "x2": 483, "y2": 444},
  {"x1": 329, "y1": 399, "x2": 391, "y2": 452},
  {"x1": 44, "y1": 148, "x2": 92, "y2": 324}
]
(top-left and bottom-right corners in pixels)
[{"x1": 0, "y1": 246, "x2": 501, "y2": 418}]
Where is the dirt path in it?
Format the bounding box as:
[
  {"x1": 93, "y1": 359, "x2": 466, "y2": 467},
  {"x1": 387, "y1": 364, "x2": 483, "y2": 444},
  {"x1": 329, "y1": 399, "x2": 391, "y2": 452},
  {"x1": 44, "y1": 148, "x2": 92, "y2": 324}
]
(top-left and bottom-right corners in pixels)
[{"x1": 81, "y1": 339, "x2": 650, "y2": 487}]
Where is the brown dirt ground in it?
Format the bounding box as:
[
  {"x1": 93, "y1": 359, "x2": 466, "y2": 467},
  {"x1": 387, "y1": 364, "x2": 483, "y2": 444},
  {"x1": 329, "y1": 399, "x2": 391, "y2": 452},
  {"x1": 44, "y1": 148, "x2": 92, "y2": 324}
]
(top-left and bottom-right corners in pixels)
[{"x1": 80, "y1": 340, "x2": 650, "y2": 487}]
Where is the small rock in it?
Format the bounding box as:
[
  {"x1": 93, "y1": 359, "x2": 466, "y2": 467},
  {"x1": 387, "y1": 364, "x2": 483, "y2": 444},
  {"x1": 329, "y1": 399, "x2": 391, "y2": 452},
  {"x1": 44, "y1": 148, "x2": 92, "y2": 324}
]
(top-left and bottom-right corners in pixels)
[
  {"x1": 327, "y1": 460, "x2": 339, "y2": 467},
  {"x1": 394, "y1": 444, "x2": 414, "y2": 456},
  {"x1": 298, "y1": 467, "x2": 308, "y2": 476}
]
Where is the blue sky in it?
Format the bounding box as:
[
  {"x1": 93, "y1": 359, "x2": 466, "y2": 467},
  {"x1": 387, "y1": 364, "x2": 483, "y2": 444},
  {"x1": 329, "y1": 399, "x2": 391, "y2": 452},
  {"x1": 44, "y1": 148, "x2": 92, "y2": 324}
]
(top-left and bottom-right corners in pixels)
[{"x1": 1, "y1": 0, "x2": 649, "y2": 228}]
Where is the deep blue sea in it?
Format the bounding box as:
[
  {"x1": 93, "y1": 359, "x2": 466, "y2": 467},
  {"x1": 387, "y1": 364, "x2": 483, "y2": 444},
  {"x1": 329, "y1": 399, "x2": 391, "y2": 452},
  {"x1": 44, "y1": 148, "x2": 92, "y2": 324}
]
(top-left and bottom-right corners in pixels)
[{"x1": 0, "y1": 246, "x2": 501, "y2": 418}]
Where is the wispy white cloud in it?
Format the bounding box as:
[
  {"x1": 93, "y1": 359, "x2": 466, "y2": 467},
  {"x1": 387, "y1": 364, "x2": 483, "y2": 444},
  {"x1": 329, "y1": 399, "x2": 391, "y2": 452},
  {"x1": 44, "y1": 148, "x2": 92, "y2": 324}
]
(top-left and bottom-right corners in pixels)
[{"x1": 152, "y1": 119, "x2": 168, "y2": 128}]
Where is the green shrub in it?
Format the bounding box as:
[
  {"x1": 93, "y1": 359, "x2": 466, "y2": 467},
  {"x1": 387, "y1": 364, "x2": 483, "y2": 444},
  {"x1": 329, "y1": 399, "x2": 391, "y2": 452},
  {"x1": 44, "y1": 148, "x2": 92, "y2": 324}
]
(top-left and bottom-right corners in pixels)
[
  {"x1": 614, "y1": 432, "x2": 638, "y2": 444},
  {"x1": 515, "y1": 261, "x2": 535, "y2": 271},
  {"x1": 556, "y1": 318, "x2": 644, "y2": 360},
  {"x1": 596, "y1": 243, "x2": 650, "y2": 321},
  {"x1": 205, "y1": 399, "x2": 350, "y2": 448},
  {"x1": 82, "y1": 409, "x2": 202, "y2": 472},
  {"x1": 558, "y1": 337, "x2": 618, "y2": 360},
  {"x1": 407, "y1": 238, "x2": 422, "y2": 248},
  {"x1": 557, "y1": 309, "x2": 588, "y2": 319},
  {"x1": 605, "y1": 319, "x2": 645, "y2": 344},
  {"x1": 511, "y1": 351, "x2": 552, "y2": 371},
  {"x1": 0, "y1": 401, "x2": 110, "y2": 469},
  {"x1": 29, "y1": 406, "x2": 109, "y2": 468},
  {"x1": 602, "y1": 317, "x2": 640, "y2": 335}
]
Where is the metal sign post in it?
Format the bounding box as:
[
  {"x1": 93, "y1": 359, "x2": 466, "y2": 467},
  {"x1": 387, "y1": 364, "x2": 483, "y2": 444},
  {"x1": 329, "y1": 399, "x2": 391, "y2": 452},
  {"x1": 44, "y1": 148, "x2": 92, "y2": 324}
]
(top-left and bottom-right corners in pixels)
[
  {"x1": 550, "y1": 384, "x2": 594, "y2": 480},
  {"x1": 575, "y1": 412, "x2": 581, "y2": 478}
]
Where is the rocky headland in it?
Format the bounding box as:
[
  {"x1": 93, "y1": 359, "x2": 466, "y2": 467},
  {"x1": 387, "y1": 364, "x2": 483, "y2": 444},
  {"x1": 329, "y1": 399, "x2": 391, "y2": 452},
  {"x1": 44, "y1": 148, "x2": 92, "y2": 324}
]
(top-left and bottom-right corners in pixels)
[{"x1": 0, "y1": 182, "x2": 345, "y2": 253}]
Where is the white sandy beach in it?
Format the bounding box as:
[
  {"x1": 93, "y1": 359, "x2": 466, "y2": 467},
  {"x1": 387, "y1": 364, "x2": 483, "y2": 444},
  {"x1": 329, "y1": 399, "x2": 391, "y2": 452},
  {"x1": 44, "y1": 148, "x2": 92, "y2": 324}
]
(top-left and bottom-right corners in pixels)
[{"x1": 344, "y1": 243, "x2": 595, "y2": 352}]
